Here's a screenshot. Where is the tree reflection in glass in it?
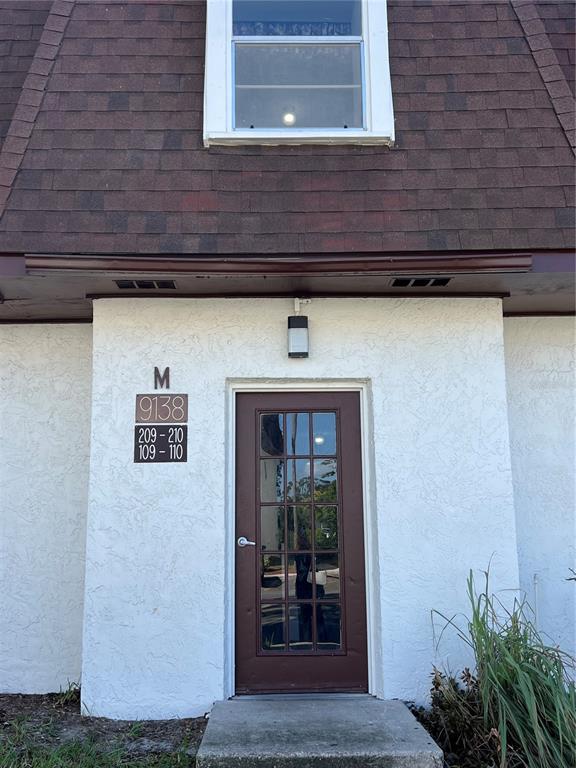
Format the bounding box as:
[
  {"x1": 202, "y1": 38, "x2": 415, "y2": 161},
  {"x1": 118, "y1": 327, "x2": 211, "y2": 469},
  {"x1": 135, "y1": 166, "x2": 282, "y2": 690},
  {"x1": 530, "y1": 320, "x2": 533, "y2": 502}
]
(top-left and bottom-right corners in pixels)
[
  {"x1": 315, "y1": 505, "x2": 338, "y2": 549},
  {"x1": 287, "y1": 459, "x2": 310, "y2": 501},
  {"x1": 313, "y1": 458, "x2": 337, "y2": 502}
]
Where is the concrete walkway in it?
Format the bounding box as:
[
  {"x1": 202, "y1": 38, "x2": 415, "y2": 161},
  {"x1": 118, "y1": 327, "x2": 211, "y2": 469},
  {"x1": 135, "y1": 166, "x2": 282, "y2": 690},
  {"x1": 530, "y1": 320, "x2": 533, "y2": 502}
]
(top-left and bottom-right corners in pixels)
[{"x1": 196, "y1": 695, "x2": 443, "y2": 767}]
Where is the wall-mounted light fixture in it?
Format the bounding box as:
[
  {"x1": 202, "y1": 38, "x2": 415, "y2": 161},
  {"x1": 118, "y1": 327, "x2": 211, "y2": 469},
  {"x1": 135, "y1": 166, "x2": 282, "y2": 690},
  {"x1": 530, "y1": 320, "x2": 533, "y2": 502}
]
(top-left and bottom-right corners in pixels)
[
  {"x1": 288, "y1": 315, "x2": 308, "y2": 358},
  {"x1": 287, "y1": 293, "x2": 312, "y2": 359},
  {"x1": 288, "y1": 298, "x2": 310, "y2": 358}
]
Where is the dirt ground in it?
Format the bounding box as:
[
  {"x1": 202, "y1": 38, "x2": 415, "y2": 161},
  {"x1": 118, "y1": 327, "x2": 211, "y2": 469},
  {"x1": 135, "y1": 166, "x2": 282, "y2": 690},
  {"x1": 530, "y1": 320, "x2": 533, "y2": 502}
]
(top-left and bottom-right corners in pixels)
[{"x1": 0, "y1": 692, "x2": 207, "y2": 758}]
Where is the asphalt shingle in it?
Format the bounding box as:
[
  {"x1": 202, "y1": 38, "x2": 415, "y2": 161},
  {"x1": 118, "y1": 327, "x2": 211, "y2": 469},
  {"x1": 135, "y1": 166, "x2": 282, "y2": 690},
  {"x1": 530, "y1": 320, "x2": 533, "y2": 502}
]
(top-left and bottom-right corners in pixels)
[
  {"x1": 0, "y1": 0, "x2": 573, "y2": 255},
  {"x1": 0, "y1": 1, "x2": 51, "y2": 150}
]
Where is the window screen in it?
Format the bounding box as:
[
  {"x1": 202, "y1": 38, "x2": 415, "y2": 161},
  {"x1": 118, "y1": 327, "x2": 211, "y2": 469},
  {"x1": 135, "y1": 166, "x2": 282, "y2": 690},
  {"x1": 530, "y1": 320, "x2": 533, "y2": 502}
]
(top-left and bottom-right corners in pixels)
[{"x1": 233, "y1": 0, "x2": 364, "y2": 130}]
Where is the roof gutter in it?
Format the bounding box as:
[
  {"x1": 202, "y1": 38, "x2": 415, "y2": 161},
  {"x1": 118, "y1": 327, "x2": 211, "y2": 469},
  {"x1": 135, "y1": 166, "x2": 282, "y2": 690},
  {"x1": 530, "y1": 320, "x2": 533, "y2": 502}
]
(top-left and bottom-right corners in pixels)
[
  {"x1": 22, "y1": 252, "x2": 534, "y2": 277},
  {"x1": 0, "y1": 255, "x2": 26, "y2": 277}
]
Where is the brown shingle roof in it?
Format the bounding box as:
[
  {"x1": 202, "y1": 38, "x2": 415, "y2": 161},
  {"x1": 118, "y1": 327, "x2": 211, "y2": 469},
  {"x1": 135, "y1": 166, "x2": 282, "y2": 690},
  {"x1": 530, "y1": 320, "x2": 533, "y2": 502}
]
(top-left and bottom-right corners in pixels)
[
  {"x1": 513, "y1": 0, "x2": 575, "y2": 150},
  {"x1": 0, "y1": 1, "x2": 51, "y2": 150},
  {"x1": 0, "y1": 0, "x2": 573, "y2": 256},
  {"x1": 536, "y1": 0, "x2": 575, "y2": 95}
]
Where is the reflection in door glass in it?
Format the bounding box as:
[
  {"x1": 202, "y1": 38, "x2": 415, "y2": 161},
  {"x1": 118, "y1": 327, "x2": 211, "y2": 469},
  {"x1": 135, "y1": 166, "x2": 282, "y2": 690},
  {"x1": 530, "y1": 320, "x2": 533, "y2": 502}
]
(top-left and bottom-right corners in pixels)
[
  {"x1": 314, "y1": 553, "x2": 339, "y2": 600},
  {"x1": 261, "y1": 604, "x2": 285, "y2": 650},
  {"x1": 313, "y1": 412, "x2": 336, "y2": 455},
  {"x1": 256, "y1": 404, "x2": 347, "y2": 656},
  {"x1": 287, "y1": 505, "x2": 312, "y2": 550},
  {"x1": 286, "y1": 412, "x2": 309, "y2": 455},
  {"x1": 289, "y1": 604, "x2": 313, "y2": 650},
  {"x1": 261, "y1": 506, "x2": 285, "y2": 551},
  {"x1": 287, "y1": 459, "x2": 311, "y2": 501},
  {"x1": 313, "y1": 458, "x2": 337, "y2": 502},
  {"x1": 261, "y1": 555, "x2": 284, "y2": 600},
  {"x1": 317, "y1": 603, "x2": 341, "y2": 650},
  {"x1": 315, "y1": 505, "x2": 338, "y2": 549},
  {"x1": 260, "y1": 413, "x2": 284, "y2": 456},
  {"x1": 287, "y1": 554, "x2": 313, "y2": 599},
  {"x1": 260, "y1": 459, "x2": 285, "y2": 502}
]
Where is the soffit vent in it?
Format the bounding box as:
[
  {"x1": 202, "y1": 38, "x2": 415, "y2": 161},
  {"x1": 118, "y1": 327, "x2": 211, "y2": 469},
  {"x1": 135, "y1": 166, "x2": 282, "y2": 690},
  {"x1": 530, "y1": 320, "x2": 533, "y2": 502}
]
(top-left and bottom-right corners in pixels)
[
  {"x1": 115, "y1": 280, "x2": 177, "y2": 290},
  {"x1": 392, "y1": 277, "x2": 451, "y2": 288}
]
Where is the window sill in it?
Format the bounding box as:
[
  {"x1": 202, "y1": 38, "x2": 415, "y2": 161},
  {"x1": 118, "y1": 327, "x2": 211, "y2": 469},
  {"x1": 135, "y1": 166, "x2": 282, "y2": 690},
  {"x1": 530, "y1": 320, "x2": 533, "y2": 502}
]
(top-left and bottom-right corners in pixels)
[{"x1": 204, "y1": 130, "x2": 395, "y2": 147}]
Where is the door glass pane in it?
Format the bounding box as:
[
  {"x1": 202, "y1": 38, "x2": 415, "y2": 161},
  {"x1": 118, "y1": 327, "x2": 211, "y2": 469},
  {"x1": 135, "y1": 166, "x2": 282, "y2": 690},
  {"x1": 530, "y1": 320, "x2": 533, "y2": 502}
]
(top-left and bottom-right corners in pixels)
[
  {"x1": 287, "y1": 505, "x2": 311, "y2": 550},
  {"x1": 235, "y1": 44, "x2": 363, "y2": 129},
  {"x1": 261, "y1": 554, "x2": 284, "y2": 599},
  {"x1": 260, "y1": 413, "x2": 284, "y2": 456},
  {"x1": 287, "y1": 458, "x2": 311, "y2": 501},
  {"x1": 313, "y1": 412, "x2": 336, "y2": 455},
  {"x1": 285, "y1": 412, "x2": 309, "y2": 456},
  {"x1": 315, "y1": 553, "x2": 339, "y2": 600},
  {"x1": 260, "y1": 458, "x2": 284, "y2": 502},
  {"x1": 287, "y1": 554, "x2": 313, "y2": 599},
  {"x1": 314, "y1": 458, "x2": 337, "y2": 502},
  {"x1": 315, "y1": 505, "x2": 338, "y2": 549},
  {"x1": 316, "y1": 603, "x2": 341, "y2": 650},
  {"x1": 261, "y1": 603, "x2": 285, "y2": 650},
  {"x1": 288, "y1": 604, "x2": 313, "y2": 650},
  {"x1": 233, "y1": 1, "x2": 362, "y2": 36},
  {"x1": 261, "y1": 506, "x2": 285, "y2": 551},
  {"x1": 252, "y1": 404, "x2": 352, "y2": 658}
]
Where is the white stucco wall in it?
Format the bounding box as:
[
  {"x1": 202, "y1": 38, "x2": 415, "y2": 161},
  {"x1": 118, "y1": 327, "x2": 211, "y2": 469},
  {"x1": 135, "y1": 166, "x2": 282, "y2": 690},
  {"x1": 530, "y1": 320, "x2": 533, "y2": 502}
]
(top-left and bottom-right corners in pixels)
[
  {"x1": 504, "y1": 317, "x2": 576, "y2": 656},
  {"x1": 0, "y1": 324, "x2": 92, "y2": 693},
  {"x1": 83, "y1": 297, "x2": 519, "y2": 719}
]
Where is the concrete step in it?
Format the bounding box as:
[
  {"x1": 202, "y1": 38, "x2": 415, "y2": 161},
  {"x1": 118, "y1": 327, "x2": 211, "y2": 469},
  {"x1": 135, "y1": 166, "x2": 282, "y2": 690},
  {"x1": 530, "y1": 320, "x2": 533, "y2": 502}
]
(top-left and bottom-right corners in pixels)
[{"x1": 196, "y1": 695, "x2": 443, "y2": 767}]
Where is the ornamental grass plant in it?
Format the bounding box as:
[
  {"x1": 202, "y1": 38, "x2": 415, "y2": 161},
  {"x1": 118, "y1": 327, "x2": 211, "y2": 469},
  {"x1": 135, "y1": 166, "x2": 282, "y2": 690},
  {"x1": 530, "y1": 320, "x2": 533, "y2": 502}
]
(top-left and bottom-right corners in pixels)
[{"x1": 415, "y1": 570, "x2": 576, "y2": 768}]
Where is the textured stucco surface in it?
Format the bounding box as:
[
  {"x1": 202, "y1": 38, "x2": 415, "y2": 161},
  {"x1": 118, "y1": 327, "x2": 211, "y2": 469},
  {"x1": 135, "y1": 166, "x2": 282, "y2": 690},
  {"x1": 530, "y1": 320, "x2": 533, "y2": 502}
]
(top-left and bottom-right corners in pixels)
[
  {"x1": 0, "y1": 324, "x2": 92, "y2": 692},
  {"x1": 504, "y1": 317, "x2": 576, "y2": 656},
  {"x1": 83, "y1": 298, "x2": 519, "y2": 720}
]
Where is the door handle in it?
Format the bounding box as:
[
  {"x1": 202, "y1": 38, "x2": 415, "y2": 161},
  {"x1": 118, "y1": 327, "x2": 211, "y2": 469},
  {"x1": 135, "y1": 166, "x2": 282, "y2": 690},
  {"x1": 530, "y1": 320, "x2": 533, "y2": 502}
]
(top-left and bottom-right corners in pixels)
[{"x1": 237, "y1": 536, "x2": 256, "y2": 548}]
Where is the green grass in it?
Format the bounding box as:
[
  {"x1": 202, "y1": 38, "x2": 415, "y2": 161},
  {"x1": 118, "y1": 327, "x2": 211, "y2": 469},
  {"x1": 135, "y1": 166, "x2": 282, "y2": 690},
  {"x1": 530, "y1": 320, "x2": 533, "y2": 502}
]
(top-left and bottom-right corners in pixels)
[
  {"x1": 0, "y1": 742, "x2": 194, "y2": 768},
  {"x1": 0, "y1": 716, "x2": 195, "y2": 768},
  {"x1": 0, "y1": 684, "x2": 200, "y2": 768}
]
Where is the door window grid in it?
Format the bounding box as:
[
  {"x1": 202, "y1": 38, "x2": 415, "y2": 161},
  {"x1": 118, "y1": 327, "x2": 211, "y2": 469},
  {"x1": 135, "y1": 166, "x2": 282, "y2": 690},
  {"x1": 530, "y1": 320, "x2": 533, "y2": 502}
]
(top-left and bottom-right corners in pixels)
[{"x1": 258, "y1": 410, "x2": 343, "y2": 653}]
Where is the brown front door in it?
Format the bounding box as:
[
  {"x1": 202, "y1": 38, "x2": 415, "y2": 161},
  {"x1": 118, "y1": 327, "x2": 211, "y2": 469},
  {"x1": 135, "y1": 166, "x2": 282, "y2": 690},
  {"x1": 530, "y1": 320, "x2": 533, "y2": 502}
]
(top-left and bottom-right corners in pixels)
[{"x1": 235, "y1": 391, "x2": 368, "y2": 693}]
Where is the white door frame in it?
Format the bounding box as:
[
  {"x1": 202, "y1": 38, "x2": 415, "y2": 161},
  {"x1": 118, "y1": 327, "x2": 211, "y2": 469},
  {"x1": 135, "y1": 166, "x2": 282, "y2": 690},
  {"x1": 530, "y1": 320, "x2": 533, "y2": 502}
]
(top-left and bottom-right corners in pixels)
[{"x1": 224, "y1": 378, "x2": 382, "y2": 699}]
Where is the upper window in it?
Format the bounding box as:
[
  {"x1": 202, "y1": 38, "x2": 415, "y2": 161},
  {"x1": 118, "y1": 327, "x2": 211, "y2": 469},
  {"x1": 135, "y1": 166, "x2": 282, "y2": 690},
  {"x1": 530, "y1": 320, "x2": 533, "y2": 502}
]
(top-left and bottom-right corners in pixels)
[{"x1": 204, "y1": 0, "x2": 394, "y2": 145}]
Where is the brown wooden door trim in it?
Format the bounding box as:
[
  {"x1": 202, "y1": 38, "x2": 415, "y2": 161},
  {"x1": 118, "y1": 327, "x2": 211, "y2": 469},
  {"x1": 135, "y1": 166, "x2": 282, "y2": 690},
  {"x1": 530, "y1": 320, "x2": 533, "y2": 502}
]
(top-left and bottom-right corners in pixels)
[{"x1": 235, "y1": 391, "x2": 368, "y2": 694}]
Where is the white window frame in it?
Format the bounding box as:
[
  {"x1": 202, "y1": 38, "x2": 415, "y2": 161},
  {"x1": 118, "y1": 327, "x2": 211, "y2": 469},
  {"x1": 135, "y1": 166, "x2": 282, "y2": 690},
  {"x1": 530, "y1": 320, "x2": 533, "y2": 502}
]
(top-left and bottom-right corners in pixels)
[{"x1": 203, "y1": 0, "x2": 395, "y2": 146}]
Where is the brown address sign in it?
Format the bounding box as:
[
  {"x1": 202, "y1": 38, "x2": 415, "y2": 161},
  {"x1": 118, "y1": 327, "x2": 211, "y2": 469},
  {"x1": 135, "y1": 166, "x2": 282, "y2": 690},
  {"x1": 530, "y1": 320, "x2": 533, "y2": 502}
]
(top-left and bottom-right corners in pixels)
[
  {"x1": 134, "y1": 424, "x2": 187, "y2": 463},
  {"x1": 134, "y1": 393, "x2": 188, "y2": 464},
  {"x1": 135, "y1": 394, "x2": 188, "y2": 424}
]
